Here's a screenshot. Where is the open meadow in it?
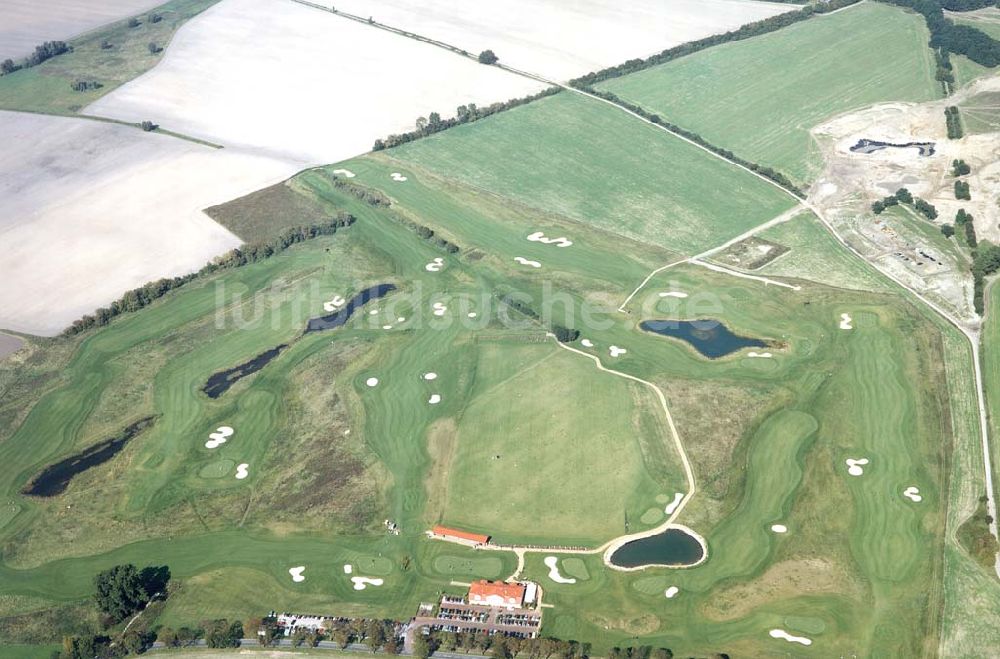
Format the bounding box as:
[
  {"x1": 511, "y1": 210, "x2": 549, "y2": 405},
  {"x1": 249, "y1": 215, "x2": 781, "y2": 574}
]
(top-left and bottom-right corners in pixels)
[{"x1": 597, "y1": 2, "x2": 941, "y2": 185}]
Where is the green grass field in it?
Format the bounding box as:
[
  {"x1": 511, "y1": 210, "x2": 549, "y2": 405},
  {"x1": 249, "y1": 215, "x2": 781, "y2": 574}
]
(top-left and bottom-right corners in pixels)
[
  {"x1": 0, "y1": 0, "x2": 217, "y2": 114},
  {"x1": 596, "y1": 2, "x2": 940, "y2": 185},
  {"x1": 386, "y1": 92, "x2": 795, "y2": 256}
]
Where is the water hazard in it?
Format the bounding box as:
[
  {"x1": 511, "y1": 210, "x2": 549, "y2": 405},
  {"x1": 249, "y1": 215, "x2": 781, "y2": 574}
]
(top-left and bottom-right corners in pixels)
[
  {"x1": 640, "y1": 319, "x2": 767, "y2": 358},
  {"x1": 22, "y1": 416, "x2": 157, "y2": 497},
  {"x1": 850, "y1": 139, "x2": 934, "y2": 156},
  {"x1": 608, "y1": 528, "x2": 705, "y2": 568},
  {"x1": 202, "y1": 284, "x2": 395, "y2": 398}
]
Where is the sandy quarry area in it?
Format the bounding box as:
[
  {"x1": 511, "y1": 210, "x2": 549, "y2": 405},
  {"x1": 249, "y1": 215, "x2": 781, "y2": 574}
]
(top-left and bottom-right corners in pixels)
[
  {"x1": 0, "y1": 0, "x2": 165, "y2": 61},
  {"x1": 0, "y1": 110, "x2": 294, "y2": 336},
  {"x1": 809, "y1": 81, "x2": 1000, "y2": 324},
  {"x1": 316, "y1": 0, "x2": 793, "y2": 82},
  {"x1": 86, "y1": 0, "x2": 543, "y2": 165}
]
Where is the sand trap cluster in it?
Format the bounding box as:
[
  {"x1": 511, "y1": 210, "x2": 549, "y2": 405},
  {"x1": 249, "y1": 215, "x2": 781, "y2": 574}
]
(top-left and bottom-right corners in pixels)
[
  {"x1": 609, "y1": 345, "x2": 627, "y2": 358},
  {"x1": 903, "y1": 486, "x2": 923, "y2": 502},
  {"x1": 581, "y1": 339, "x2": 594, "y2": 348},
  {"x1": 771, "y1": 524, "x2": 788, "y2": 534},
  {"x1": 846, "y1": 457, "x2": 869, "y2": 476},
  {"x1": 366, "y1": 377, "x2": 380, "y2": 387},
  {"x1": 527, "y1": 231, "x2": 573, "y2": 247},
  {"x1": 664, "y1": 586, "x2": 679, "y2": 599},
  {"x1": 428, "y1": 394, "x2": 442, "y2": 405},
  {"x1": 425, "y1": 257, "x2": 445, "y2": 272},
  {"x1": 343, "y1": 564, "x2": 353, "y2": 574},
  {"x1": 432, "y1": 302, "x2": 448, "y2": 317},
  {"x1": 323, "y1": 295, "x2": 346, "y2": 312},
  {"x1": 544, "y1": 556, "x2": 576, "y2": 584},
  {"x1": 659, "y1": 291, "x2": 689, "y2": 299},
  {"x1": 288, "y1": 566, "x2": 306, "y2": 582},
  {"x1": 747, "y1": 351, "x2": 773, "y2": 358},
  {"x1": 840, "y1": 313, "x2": 853, "y2": 330},
  {"x1": 235, "y1": 463, "x2": 249, "y2": 480},
  {"x1": 332, "y1": 168, "x2": 356, "y2": 178},
  {"x1": 514, "y1": 257, "x2": 542, "y2": 268},
  {"x1": 351, "y1": 576, "x2": 384, "y2": 590},
  {"x1": 390, "y1": 172, "x2": 408, "y2": 182},
  {"x1": 664, "y1": 492, "x2": 684, "y2": 515},
  {"x1": 769, "y1": 629, "x2": 812, "y2": 646},
  {"x1": 205, "y1": 426, "x2": 234, "y2": 449}
]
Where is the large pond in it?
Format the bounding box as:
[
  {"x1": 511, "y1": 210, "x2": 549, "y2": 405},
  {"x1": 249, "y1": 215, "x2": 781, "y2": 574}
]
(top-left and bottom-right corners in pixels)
[
  {"x1": 609, "y1": 528, "x2": 705, "y2": 568},
  {"x1": 850, "y1": 138, "x2": 934, "y2": 157},
  {"x1": 22, "y1": 416, "x2": 156, "y2": 497},
  {"x1": 640, "y1": 319, "x2": 767, "y2": 358},
  {"x1": 203, "y1": 284, "x2": 395, "y2": 398}
]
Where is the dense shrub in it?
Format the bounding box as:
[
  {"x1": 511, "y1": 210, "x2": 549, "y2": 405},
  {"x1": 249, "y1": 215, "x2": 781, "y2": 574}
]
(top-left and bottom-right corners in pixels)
[
  {"x1": 953, "y1": 158, "x2": 971, "y2": 176},
  {"x1": 946, "y1": 105, "x2": 964, "y2": 139},
  {"x1": 478, "y1": 49, "x2": 499, "y2": 64},
  {"x1": 955, "y1": 179, "x2": 971, "y2": 200}
]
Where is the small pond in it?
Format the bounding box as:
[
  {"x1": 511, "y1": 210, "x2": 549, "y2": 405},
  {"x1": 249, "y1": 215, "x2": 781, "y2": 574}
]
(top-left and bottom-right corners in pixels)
[
  {"x1": 305, "y1": 283, "x2": 396, "y2": 333},
  {"x1": 609, "y1": 528, "x2": 705, "y2": 568},
  {"x1": 850, "y1": 138, "x2": 934, "y2": 156},
  {"x1": 640, "y1": 319, "x2": 767, "y2": 358},
  {"x1": 22, "y1": 416, "x2": 156, "y2": 497}
]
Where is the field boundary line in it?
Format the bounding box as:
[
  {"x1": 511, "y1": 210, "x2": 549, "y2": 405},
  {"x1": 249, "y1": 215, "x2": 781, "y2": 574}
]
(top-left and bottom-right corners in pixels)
[{"x1": 689, "y1": 259, "x2": 802, "y2": 290}]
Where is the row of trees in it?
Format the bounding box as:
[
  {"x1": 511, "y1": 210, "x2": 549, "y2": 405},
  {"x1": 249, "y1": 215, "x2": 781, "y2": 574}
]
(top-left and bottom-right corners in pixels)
[
  {"x1": 586, "y1": 88, "x2": 805, "y2": 197},
  {"x1": 946, "y1": 105, "x2": 964, "y2": 138},
  {"x1": 957, "y1": 208, "x2": 977, "y2": 247},
  {"x1": 407, "y1": 219, "x2": 462, "y2": 253},
  {"x1": 570, "y1": 0, "x2": 860, "y2": 87},
  {"x1": 941, "y1": 0, "x2": 997, "y2": 9},
  {"x1": 972, "y1": 237, "x2": 1000, "y2": 313},
  {"x1": 372, "y1": 87, "x2": 562, "y2": 151},
  {"x1": 63, "y1": 213, "x2": 355, "y2": 336},
  {"x1": 881, "y1": 0, "x2": 1000, "y2": 67},
  {"x1": 871, "y1": 187, "x2": 937, "y2": 220},
  {"x1": 59, "y1": 631, "x2": 154, "y2": 658},
  {"x1": 1, "y1": 40, "x2": 70, "y2": 75},
  {"x1": 332, "y1": 175, "x2": 391, "y2": 206}
]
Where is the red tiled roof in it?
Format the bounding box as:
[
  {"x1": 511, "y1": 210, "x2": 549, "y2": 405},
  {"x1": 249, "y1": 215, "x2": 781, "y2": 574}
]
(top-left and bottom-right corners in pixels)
[
  {"x1": 432, "y1": 525, "x2": 490, "y2": 544},
  {"x1": 469, "y1": 580, "x2": 525, "y2": 604}
]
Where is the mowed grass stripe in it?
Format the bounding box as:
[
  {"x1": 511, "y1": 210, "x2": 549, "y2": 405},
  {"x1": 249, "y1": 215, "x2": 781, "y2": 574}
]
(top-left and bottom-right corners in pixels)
[
  {"x1": 597, "y1": 3, "x2": 940, "y2": 185},
  {"x1": 388, "y1": 92, "x2": 795, "y2": 256}
]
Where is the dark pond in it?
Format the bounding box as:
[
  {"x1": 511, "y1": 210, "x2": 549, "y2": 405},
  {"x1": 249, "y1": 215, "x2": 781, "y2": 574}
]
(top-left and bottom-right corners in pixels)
[
  {"x1": 22, "y1": 416, "x2": 156, "y2": 497},
  {"x1": 850, "y1": 139, "x2": 935, "y2": 156},
  {"x1": 608, "y1": 528, "x2": 705, "y2": 568},
  {"x1": 305, "y1": 283, "x2": 396, "y2": 333},
  {"x1": 640, "y1": 319, "x2": 767, "y2": 358},
  {"x1": 202, "y1": 284, "x2": 395, "y2": 399},
  {"x1": 202, "y1": 344, "x2": 289, "y2": 399}
]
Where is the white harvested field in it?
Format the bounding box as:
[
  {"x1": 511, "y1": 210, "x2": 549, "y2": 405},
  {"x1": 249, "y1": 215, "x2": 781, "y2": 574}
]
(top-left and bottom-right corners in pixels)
[
  {"x1": 316, "y1": 0, "x2": 796, "y2": 81},
  {"x1": 0, "y1": 110, "x2": 293, "y2": 336},
  {"x1": 86, "y1": 0, "x2": 544, "y2": 164},
  {"x1": 0, "y1": 0, "x2": 165, "y2": 61}
]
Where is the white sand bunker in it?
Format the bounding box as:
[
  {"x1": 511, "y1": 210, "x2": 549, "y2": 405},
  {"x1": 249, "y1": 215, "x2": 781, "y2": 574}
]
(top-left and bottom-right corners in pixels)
[
  {"x1": 747, "y1": 351, "x2": 773, "y2": 359},
  {"x1": 332, "y1": 169, "x2": 356, "y2": 178},
  {"x1": 205, "y1": 426, "x2": 233, "y2": 449},
  {"x1": 840, "y1": 313, "x2": 853, "y2": 330},
  {"x1": 769, "y1": 629, "x2": 812, "y2": 646},
  {"x1": 288, "y1": 566, "x2": 305, "y2": 582},
  {"x1": 903, "y1": 486, "x2": 923, "y2": 502},
  {"x1": 366, "y1": 377, "x2": 379, "y2": 387},
  {"x1": 423, "y1": 372, "x2": 438, "y2": 380},
  {"x1": 845, "y1": 458, "x2": 869, "y2": 476},
  {"x1": 664, "y1": 492, "x2": 684, "y2": 515},
  {"x1": 468, "y1": 312, "x2": 478, "y2": 318},
  {"x1": 527, "y1": 231, "x2": 572, "y2": 247},
  {"x1": 581, "y1": 339, "x2": 594, "y2": 348},
  {"x1": 609, "y1": 345, "x2": 627, "y2": 358},
  {"x1": 352, "y1": 576, "x2": 384, "y2": 590},
  {"x1": 425, "y1": 257, "x2": 445, "y2": 272},
  {"x1": 343, "y1": 564, "x2": 353, "y2": 574},
  {"x1": 382, "y1": 325, "x2": 393, "y2": 330},
  {"x1": 514, "y1": 257, "x2": 541, "y2": 268},
  {"x1": 397, "y1": 317, "x2": 406, "y2": 322},
  {"x1": 544, "y1": 556, "x2": 576, "y2": 584},
  {"x1": 369, "y1": 309, "x2": 379, "y2": 316},
  {"x1": 428, "y1": 394, "x2": 442, "y2": 405},
  {"x1": 771, "y1": 524, "x2": 788, "y2": 534},
  {"x1": 390, "y1": 172, "x2": 407, "y2": 182},
  {"x1": 659, "y1": 291, "x2": 688, "y2": 299},
  {"x1": 235, "y1": 463, "x2": 249, "y2": 480},
  {"x1": 432, "y1": 302, "x2": 448, "y2": 317},
  {"x1": 664, "y1": 586, "x2": 679, "y2": 599},
  {"x1": 323, "y1": 295, "x2": 346, "y2": 312}
]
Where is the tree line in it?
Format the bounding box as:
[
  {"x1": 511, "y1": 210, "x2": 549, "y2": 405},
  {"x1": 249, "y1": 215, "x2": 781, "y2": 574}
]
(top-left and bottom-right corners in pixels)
[
  {"x1": 372, "y1": 87, "x2": 562, "y2": 151},
  {"x1": 880, "y1": 0, "x2": 1000, "y2": 67},
  {"x1": 585, "y1": 89, "x2": 805, "y2": 197},
  {"x1": 63, "y1": 213, "x2": 355, "y2": 336},
  {"x1": 569, "y1": 0, "x2": 861, "y2": 87},
  {"x1": 941, "y1": 0, "x2": 997, "y2": 9},
  {"x1": 1, "y1": 40, "x2": 70, "y2": 75},
  {"x1": 333, "y1": 175, "x2": 391, "y2": 206},
  {"x1": 946, "y1": 105, "x2": 964, "y2": 139},
  {"x1": 871, "y1": 187, "x2": 937, "y2": 220}
]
